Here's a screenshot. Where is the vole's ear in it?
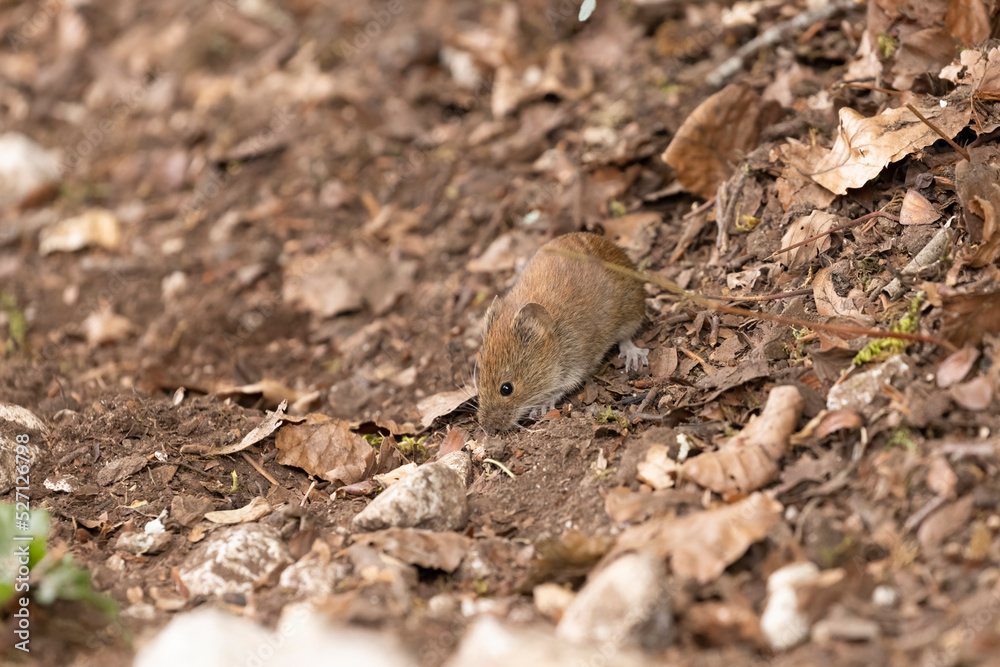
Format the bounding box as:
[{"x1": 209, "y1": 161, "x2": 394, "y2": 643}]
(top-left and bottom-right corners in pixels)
[
  {"x1": 512, "y1": 302, "x2": 555, "y2": 344},
  {"x1": 483, "y1": 296, "x2": 499, "y2": 338}
]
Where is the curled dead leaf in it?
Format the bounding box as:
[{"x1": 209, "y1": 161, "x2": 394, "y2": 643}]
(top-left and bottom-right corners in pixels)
[
  {"x1": 662, "y1": 83, "x2": 767, "y2": 200},
  {"x1": 780, "y1": 211, "x2": 842, "y2": 270},
  {"x1": 811, "y1": 101, "x2": 971, "y2": 195},
  {"x1": 275, "y1": 416, "x2": 374, "y2": 486},
  {"x1": 682, "y1": 385, "x2": 804, "y2": 495},
  {"x1": 417, "y1": 388, "x2": 474, "y2": 429},
  {"x1": 204, "y1": 496, "x2": 272, "y2": 524},
  {"x1": 607, "y1": 492, "x2": 783, "y2": 584},
  {"x1": 813, "y1": 260, "x2": 868, "y2": 320}
]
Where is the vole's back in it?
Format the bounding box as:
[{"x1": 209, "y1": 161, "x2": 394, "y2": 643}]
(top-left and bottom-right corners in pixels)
[{"x1": 505, "y1": 232, "x2": 645, "y2": 379}]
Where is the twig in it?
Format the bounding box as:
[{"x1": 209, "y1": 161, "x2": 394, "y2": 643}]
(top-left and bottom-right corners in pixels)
[
  {"x1": 300, "y1": 480, "x2": 316, "y2": 507},
  {"x1": 684, "y1": 197, "x2": 716, "y2": 220},
  {"x1": 707, "y1": 0, "x2": 855, "y2": 87},
  {"x1": 768, "y1": 210, "x2": 899, "y2": 260},
  {"x1": 678, "y1": 346, "x2": 713, "y2": 374},
  {"x1": 241, "y1": 451, "x2": 279, "y2": 486},
  {"x1": 701, "y1": 287, "x2": 814, "y2": 302},
  {"x1": 906, "y1": 103, "x2": 970, "y2": 162}
]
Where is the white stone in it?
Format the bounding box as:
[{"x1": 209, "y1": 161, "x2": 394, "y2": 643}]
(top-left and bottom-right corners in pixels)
[
  {"x1": 760, "y1": 561, "x2": 820, "y2": 651},
  {"x1": 445, "y1": 617, "x2": 656, "y2": 667},
  {"x1": 178, "y1": 524, "x2": 293, "y2": 597},
  {"x1": 353, "y1": 462, "x2": 468, "y2": 532},
  {"x1": 556, "y1": 553, "x2": 672, "y2": 651},
  {"x1": 134, "y1": 607, "x2": 410, "y2": 667}
]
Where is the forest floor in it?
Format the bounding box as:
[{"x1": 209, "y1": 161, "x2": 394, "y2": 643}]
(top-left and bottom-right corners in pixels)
[{"x1": 2, "y1": 0, "x2": 1000, "y2": 665}]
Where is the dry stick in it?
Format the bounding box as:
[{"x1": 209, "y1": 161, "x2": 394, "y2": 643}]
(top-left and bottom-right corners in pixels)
[
  {"x1": 241, "y1": 451, "x2": 279, "y2": 486},
  {"x1": 701, "y1": 287, "x2": 813, "y2": 302},
  {"x1": 546, "y1": 247, "x2": 958, "y2": 352},
  {"x1": 767, "y1": 210, "x2": 899, "y2": 260},
  {"x1": 840, "y1": 82, "x2": 903, "y2": 96},
  {"x1": 905, "y1": 103, "x2": 971, "y2": 162},
  {"x1": 684, "y1": 197, "x2": 716, "y2": 220},
  {"x1": 706, "y1": 0, "x2": 855, "y2": 87}
]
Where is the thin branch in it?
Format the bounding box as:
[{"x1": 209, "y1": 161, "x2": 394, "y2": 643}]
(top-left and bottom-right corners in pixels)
[
  {"x1": 906, "y1": 103, "x2": 970, "y2": 162},
  {"x1": 767, "y1": 210, "x2": 899, "y2": 260}
]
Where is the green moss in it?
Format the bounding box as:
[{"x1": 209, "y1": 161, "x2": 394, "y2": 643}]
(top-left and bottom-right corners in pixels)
[{"x1": 853, "y1": 292, "x2": 923, "y2": 365}]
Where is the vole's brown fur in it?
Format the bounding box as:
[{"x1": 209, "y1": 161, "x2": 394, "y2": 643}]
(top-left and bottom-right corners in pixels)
[{"x1": 477, "y1": 232, "x2": 648, "y2": 433}]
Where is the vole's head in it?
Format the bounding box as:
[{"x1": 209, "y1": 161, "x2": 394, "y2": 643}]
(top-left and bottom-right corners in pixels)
[{"x1": 477, "y1": 300, "x2": 559, "y2": 434}]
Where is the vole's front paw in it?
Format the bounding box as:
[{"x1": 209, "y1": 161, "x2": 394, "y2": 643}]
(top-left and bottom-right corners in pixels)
[{"x1": 619, "y1": 339, "x2": 650, "y2": 373}]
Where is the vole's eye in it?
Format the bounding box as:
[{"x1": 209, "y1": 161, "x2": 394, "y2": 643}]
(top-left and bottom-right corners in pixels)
[{"x1": 500, "y1": 382, "x2": 513, "y2": 396}]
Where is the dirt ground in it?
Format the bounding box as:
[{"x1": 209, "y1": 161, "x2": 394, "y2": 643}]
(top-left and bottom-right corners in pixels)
[{"x1": 3, "y1": 0, "x2": 1000, "y2": 665}]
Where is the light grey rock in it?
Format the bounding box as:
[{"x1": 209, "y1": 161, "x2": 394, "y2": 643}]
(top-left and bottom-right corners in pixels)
[
  {"x1": 178, "y1": 524, "x2": 293, "y2": 597},
  {"x1": 557, "y1": 553, "x2": 673, "y2": 651},
  {"x1": 353, "y1": 462, "x2": 468, "y2": 532},
  {"x1": 134, "y1": 607, "x2": 410, "y2": 667},
  {"x1": 437, "y1": 449, "x2": 472, "y2": 486},
  {"x1": 826, "y1": 355, "x2": 912, "y2": 413},
  {"x1": 444, "y1": 616, "x2": 657, "y2": 667},
  {"x1": 278, "y1": 555, "x2": 349, "y2": 598},
  {"x1": 0, "y1": 403, "x2": 46, "y2": 495}
]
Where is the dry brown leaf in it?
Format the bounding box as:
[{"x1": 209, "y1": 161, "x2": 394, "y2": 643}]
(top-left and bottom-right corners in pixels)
[
  {"x1": 937, "y1": 346, "x2": 979, "y2": 388},
  {"x1": 813, "y1": 409, "x2": 862, "y2": 439},
  {"x1": 39, "y1": 208, "x2": 122, "y2": 255},
  {"x1": 684, "y1": 600, "x2": 762, "y2": 646},
  {"x1": 899, "y1": 189, "x2": 941, "y2": 225},
  {"x1": 214, "y1": 379, "x2": 313, "y2": 409},
  {"x1": 275, "y1": 416, "x2": 374, "y2": 485},
  {"x1": 199, "y1": 400, "x2": 287, "y2": 457},
  {"x1": 662, "y1": 83, "x2": 766, "y2": 200},
  {"x1": 928, "y1": 283, "x2": 1000, "y2": 347},
  {"x1": 352, "y1": 528, "x2": 471, "y2": 572},
  {"x1": 811, "y1": 101, "x2": 971, "y2": 195},
  {"x1": 917, "y1": 495, "x2": 974, "y2": 550},
  {"x1": 950, "y1": 376, "x2": 995, "y2": 411},
  {"x1": 926, "y1": 457, "x2": 957, "y2": 499},
  {"x1": 682, "y1": 385, "x2": 804, "y2": 495},
  {"x1": 602, "y1": 486, "x2": 699, "y2": 524},
  {"x1": 772, "y1": 140, "x2": 837, "y2": 211},
  {"x1": 780, "y1": 211, "x2": 842, "y2": 270},
  {"x1": 438, "y1": 426, "x2": 468, "y2": 457},
  {"x1": 946, "y1": 0, "x2": 992, "y2": 46},
  {"x1": 601, "y1": 212, "x2": 661, "y2": 263},
  {"x1": 813, "y1": 260, "x2": 867, "y2": 319},
  {"x1": 956, "y1": 146, "x2": 1000, "y2": 267},
  {"x1": 416, "y1": 388, "x2": 473, "y2": 428},
  {"x1": 892, "y1": 28, "x2": 958, "y2": 92},
  {"x1": 467, "y1": 232, "x2": 542, "y2": 273},
  {"x1": 650, "y1": 347, "x2": 678, "y2": 378},
  {"x1": 607, "y1": 492, "x2": 783, "y2": 584},
  {"x1": 203, "y1": 496, "x2": 272, "y2": 524}
]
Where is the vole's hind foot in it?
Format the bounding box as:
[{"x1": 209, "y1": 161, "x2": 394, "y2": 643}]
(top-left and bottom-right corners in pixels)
[{"x1": 618, "y1": 339, "x2": 649, "y2": 373}]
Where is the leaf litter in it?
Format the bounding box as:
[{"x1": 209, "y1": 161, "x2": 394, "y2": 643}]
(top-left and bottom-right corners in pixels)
[{"x1": 3, "y1": 1, "x2": 1000, "y2": 666}]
